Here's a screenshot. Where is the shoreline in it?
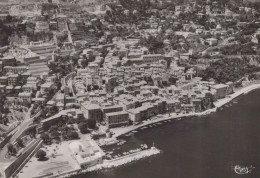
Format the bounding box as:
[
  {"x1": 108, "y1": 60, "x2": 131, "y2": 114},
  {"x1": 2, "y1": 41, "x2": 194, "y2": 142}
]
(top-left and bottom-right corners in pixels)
[
  {"x1": 51, "y1": 147, "x2": 160, "y2": 178},
  {"x1": 112, "y1": 83, "x2": 260, "y2": 138},
  {"x1": 25, "y1": 83, "x2": 260, "y2": 178}
]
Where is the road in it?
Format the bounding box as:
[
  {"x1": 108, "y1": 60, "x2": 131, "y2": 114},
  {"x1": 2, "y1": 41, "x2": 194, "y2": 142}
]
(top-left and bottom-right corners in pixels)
[{"x1": 0, "y1": 106, "x2": 41, "y2": 164}]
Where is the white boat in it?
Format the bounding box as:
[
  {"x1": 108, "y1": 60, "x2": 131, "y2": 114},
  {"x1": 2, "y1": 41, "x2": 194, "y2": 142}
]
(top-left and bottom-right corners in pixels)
[{"x1": 234, "y1": 165, "x2": 254, "y2": 174}]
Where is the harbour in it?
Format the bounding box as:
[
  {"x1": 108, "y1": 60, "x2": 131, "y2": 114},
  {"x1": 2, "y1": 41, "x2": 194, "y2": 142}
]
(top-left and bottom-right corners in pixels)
[{"x1": 72, "y1": 88, "x2": 260, "y2": 178}]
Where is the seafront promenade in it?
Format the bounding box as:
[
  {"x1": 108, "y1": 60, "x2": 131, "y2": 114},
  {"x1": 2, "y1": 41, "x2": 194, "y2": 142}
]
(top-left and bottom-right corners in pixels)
[{"x1": 112, "y1": 83, "x2": 260, "y2": 138}]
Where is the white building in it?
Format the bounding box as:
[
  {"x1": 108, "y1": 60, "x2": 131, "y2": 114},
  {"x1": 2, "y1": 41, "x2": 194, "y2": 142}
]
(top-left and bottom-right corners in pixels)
[{"x1": 69, "y1": 140, "x2": 105, "y2": 169}]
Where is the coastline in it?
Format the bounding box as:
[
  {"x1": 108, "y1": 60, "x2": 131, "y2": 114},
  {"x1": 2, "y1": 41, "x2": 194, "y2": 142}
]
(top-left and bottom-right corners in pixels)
[
  {"x1": 31, "y1": 83, "x2": 260, "y2": 178},
  {"x1": 51, "y1": 147, "x2": 160, "y2": 178},
  {"x1": 111, "y1": 83, "x2": 260, "y2": 138}
]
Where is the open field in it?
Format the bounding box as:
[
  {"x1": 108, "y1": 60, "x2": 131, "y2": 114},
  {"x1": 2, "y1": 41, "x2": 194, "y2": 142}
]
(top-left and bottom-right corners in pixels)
[{"x1": 17, "y1": 142, "x2": 80, "y2": 178}]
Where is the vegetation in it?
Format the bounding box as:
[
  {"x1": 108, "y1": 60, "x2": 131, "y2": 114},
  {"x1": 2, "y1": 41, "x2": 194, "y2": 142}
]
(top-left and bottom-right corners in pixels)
[
  {"x1": 36, "y1": 149, "x2": 47, "y2": 160},
  {"x1": 139, "y1": 36, "x2": 164, "y2": 54},
  {"x1": 67, "y1": 131, "x2": 79, "y2": 140},
  {"x1": 0, "y1": 21, "x2": 13, "y2": 47},
  {"x1": 199, "y1": 57, "x2": 260, "y2": 83},
  {"x1": 219, "y1": 43, "x2": 256, "y2": 55},
  {"x1": 78, "y1": 122, "x2": 89, "y2": 134},
  {"x1": 119, "y1": 0, "x2": 151, "y2": 11},
  {"x1": 7, "y1": 143, "x2": 16, "y2": 155},
  {"x1": 87, "y1": 118, "x2": 96, "y2": 130},
  {"x1": 40, "y1": 133, "x2": 51, "y2": 144},
  {"x1": 16, "y1": 138, "x2": 24, "y2": 148}
]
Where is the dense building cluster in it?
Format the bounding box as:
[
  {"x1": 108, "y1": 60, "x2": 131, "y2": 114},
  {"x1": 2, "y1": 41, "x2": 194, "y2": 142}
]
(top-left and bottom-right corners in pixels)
[{"x1": 1, "y1": 0, "x2": 260, "y2": 177}]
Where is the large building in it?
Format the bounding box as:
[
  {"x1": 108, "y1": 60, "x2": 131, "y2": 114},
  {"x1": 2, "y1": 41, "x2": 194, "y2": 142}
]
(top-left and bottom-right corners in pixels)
[
  {"x1": 3, "y1": 66, "x2": 28, "y2": 74},
  {"x1": 8, "y1": 74, "x2": 19, "y2": 86},
  {"x1": 0, "y1": 76, "x2": 8, "y2": 85},
  {"x1": 211, "y1": 84, "x2": 228, "y2": 99},
  {"x1": 102, "y1": 105, "x2": 123, "y2": 114},
  {"x1": 19, "y1": 92, "x2": 32, "y2": 103},
  {"x1": 81, "y1": 102, "x2": 103, "y2": 121},
  {"x1": 0, "y1": 56, "x2": 16, "y2": 68},
  {"x1": 141, "y1": 54, "x2": 164, "y2": 63},
  {"x1": 105, "y1": 111, "x2": 129, "y2": 128},
  {"x1": 35, "y1": 21, "x2": 50, "y2": 32},
  {"x1": 69, "y1": 140, "x2": 104, "y2": 169}
]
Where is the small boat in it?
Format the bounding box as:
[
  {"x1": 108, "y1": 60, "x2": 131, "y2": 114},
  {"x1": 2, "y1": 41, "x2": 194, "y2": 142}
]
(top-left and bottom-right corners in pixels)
[{"x1": 234, "y1": 165, "x2": 254, "y2": 175}]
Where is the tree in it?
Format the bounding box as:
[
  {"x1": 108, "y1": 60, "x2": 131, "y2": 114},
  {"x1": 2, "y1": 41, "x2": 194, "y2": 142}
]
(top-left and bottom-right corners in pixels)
[
  {"x1": 33, "y1": 117, "x2": 40, "y2": 123},
  {"x1": 7, "y1": 144, "x2": 16, "y2": 155},
  {"x1": 26, "y1": 127, "x2": 36, "y2": 138},
  {"x1": 76, "y1": 116, "x2": 87, "y2": 124},
  {"x1": 78, "y1": 122, "x2": 89, "y2": 134},
  {"x1": 49, "y1": 106, "x2": 59, "y2": 115},
  {"x1": 67, "y1": 131, "x2": 79, "y2": 140},
  {"x1": 16, "y1": 138, "x2": 24, "y2": 148},
  {"x1": 50, "y1": 130, "x2": 60, "y2": 139},
  {"x1": 36, "y1": 149, "x2": 47, "y2": 160},
  {"x1": 49, "y1": 125, "x2": 58, "y2": 132},
  {"x1": 40, "y1": 133, "x2": 50, "y2": 144},
  {"x1": 87, "y1": 119, "x2": 96, "y2": 130},
  {"x1": 6, "y1": 15, "x2": 12, "y2": 22},
  {"x1": 54, "y1": 77, "x2": 62, "y2": 90}
]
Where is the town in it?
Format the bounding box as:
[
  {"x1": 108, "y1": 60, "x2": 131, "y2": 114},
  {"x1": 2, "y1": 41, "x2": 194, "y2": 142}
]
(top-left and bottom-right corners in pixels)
[{"x1": 1, "y1": 0, "x2": 260, "y2": 177}]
